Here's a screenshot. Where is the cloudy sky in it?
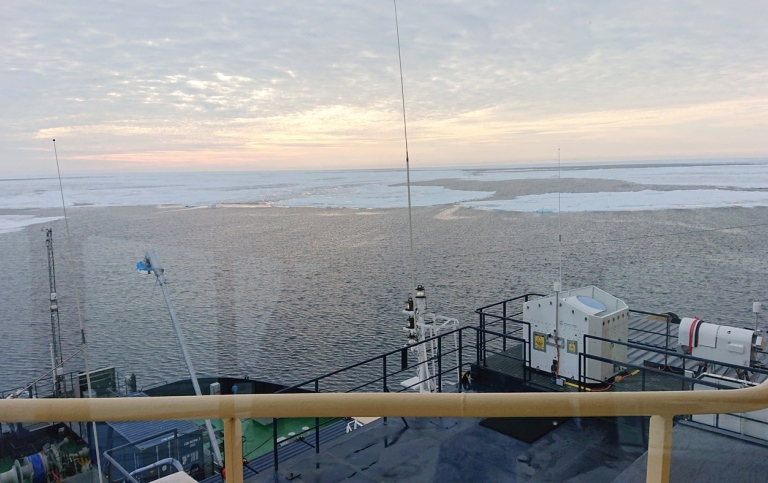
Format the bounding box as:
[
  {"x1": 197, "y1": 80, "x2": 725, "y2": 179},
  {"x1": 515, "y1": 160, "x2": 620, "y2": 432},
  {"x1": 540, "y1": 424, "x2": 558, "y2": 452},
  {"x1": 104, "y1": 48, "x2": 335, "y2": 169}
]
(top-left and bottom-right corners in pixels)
[{"x1": 2, "y1": 1, "x2": 767, "y2": 175}]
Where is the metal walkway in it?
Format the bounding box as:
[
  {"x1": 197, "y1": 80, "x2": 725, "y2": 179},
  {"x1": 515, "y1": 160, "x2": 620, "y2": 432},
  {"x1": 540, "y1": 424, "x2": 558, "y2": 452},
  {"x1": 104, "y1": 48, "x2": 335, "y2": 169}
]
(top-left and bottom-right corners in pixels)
[{"x1": 479, "y1": 311, "x2": 688, "y2": 393}]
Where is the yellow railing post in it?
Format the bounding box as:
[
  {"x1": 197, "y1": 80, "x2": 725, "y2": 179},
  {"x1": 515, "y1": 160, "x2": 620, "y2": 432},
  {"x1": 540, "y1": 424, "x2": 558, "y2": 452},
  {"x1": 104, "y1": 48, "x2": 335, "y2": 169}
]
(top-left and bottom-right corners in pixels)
[
  {"x1": 646, "y1": 414, "x2": 674, "y2": 483},
  {"x1": 223, "y1": 418, "x2": 243, "y2": 483}
]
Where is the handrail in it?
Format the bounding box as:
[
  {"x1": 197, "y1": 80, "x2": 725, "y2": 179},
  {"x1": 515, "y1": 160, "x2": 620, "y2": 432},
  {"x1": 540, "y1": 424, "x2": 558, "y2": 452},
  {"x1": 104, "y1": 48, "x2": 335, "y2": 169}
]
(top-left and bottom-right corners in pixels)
[
  {"x1": 3, "y1": 383, "x2": 767, "y2": 423},
  {"x1": 583, "y1": 333, "x2": 768, "y2": 377},
  {"x1": 52, "y1": 306, "x2": 758, "y2": 481},
  {"x1": 277, "y1": 326, "x2": 468, "y2": 394},
  {"x1": 5, "y1": 320, "x2": 766, "y2": 483},
  {"x1": 3, "y1": 377, "x2": 768, "y2": 483},
  {"x1": 474, "y1": 292, "x2": 547, "y2": 313}
]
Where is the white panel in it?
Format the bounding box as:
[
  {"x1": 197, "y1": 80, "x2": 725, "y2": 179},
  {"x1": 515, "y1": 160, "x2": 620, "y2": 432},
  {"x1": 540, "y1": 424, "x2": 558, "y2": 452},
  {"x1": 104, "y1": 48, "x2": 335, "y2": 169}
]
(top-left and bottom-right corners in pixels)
[
  {"x1": 727, "y1": 343, "x2": 745, "y2": 354},
  {"x1": 698, "y1": 323, "x2": 718, "y2": 348}
]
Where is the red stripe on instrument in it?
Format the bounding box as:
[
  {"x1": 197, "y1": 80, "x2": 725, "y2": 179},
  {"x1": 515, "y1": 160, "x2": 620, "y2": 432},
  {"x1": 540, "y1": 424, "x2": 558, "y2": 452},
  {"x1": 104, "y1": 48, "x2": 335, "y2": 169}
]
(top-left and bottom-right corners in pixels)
[{"x1": 687, "y1": 317, "x2": 700, "y2": 353}]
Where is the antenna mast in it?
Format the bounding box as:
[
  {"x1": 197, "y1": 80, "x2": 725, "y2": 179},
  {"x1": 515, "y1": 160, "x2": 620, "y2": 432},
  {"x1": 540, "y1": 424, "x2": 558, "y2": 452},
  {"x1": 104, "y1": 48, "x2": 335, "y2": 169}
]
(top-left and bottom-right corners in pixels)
[
  {"x1": 557, "y1": 148, "x2": 562, "y2": 289},
  {"x1": 393, "y1": 0, "x2": 416, "y2": 292},
  {"x1": 46, "y1": 228, "x2": 65, "y2": 397}
]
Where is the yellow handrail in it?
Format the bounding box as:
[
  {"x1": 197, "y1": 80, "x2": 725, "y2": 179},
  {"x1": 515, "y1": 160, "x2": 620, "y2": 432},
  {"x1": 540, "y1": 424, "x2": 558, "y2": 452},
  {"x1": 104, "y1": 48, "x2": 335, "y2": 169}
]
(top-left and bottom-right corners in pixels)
[{"x1": 3, "y1": 383, "x2": 767, "y2": 483}]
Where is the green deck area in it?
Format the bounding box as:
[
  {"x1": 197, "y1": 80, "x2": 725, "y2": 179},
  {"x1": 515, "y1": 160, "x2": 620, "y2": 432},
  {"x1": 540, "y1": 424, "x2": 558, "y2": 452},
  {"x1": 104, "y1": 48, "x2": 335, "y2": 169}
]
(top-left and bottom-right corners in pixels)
[
  {"x1": 0, "y1": 456, "x2": 14, "y2": 474},
  {"x1": 200, "y1": 417, "x2": 341, "y2": 461}
]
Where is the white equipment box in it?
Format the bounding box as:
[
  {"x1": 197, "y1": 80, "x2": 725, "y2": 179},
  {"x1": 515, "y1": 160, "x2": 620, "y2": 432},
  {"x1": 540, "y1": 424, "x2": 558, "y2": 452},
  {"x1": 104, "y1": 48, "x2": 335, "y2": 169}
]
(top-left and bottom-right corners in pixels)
[
  {"x1": 678, "y1": 317, "x2": 763, "y2": 367},
  {"x1": 523, "y1": 286, "x2": 629, "y2": 382}
]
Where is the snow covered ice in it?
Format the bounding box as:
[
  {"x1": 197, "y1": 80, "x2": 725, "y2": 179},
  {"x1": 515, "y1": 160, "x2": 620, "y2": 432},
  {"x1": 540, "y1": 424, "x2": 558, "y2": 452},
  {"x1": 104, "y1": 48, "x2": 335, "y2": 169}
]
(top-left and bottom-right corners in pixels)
[{"x1": 1, "y1": 161, "x2": 766, "y2": 232}]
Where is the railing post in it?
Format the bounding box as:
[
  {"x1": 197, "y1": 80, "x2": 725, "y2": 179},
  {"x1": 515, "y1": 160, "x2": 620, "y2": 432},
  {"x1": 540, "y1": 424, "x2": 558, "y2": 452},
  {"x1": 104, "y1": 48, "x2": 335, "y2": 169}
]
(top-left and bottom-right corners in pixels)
[
  {"x1": 682, "y1": 356, "x2": 686, "y2": 390},
  {"x1": 482, "y1": 313, "x2": 487, "y2": 367},
  {"x1": 502, "y1": 303, "x2": 507, "y2": 352},
  {"x1": 476, "y1": 327, "x2": 481, "y2": 369},
  {"x1": 523, "y1": 337, "x2": 528, "y2": 382},
  {"x1": 437, "y1": 336, "x2": 442, "y2": 392},
  {"x1": 582, "y1": 334, "x2": 587, "y2": 386},
  {"x1": 223, "y1": 418, "x2": 243, "y2": 483},
  {"x1": 479, "y1": 312, "x2": 484, "y2": 366},
  {"x1": 315, "y1": 380, "x2": 321, "y2": 453},
  {"x1": 578, "y1": 353, "x2": 582, "y2": 391},
  {"x1": 383, "y1": 356, "x2": 387, "y2": 392},
  {"x1": 273, "y1": 418, "x2": 279, "y2": 471},
  {"x1": 458, "y1": 329, "x2": 463, "y2": 393},
  {"x1": 646, "y1": 414, "x2": 673, "y2": 483}
]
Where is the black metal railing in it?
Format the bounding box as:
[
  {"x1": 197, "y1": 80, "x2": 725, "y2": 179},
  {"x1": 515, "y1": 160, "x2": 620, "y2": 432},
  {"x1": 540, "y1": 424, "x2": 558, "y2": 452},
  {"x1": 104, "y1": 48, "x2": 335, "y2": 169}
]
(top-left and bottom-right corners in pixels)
[
  {"x1": 474, "y1": 292, "x2": 768, "y2": 442},
  {"x1": 0, "y1": 367, "x2": 124, "y2": 400},
  {"x1": 626, "y1": 309, "x2": 678, "y2": 353},
  {"x1": 475, "y1": 293, "x2": 542, "y2": 369},
  {"x1": 579, "y1": 333, "x2": 768, "y2": 441},
  {"x1": 255, "y1": 325, "x2": 525, "y2": 472},
  {"x1": 249, "y1": 296, "x2": 768, "y2": 474}
]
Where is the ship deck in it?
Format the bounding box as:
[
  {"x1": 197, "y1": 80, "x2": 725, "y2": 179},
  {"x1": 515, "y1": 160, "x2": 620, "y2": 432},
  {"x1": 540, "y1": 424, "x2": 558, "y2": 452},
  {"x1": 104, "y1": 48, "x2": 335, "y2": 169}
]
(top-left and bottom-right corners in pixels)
[
  {"x1": 245, "y1": 415, "x2": 645, "y2": 482},
  {"x1": 234, "y1": 414, "x2": 768, "y2": 482}
]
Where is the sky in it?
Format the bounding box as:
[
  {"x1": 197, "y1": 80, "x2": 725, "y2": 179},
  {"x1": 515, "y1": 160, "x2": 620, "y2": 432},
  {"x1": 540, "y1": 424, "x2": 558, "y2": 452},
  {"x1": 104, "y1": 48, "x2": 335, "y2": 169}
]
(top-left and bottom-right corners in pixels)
[{"x1": 2, "y1": 1, "x2": 767, "y2": 176}]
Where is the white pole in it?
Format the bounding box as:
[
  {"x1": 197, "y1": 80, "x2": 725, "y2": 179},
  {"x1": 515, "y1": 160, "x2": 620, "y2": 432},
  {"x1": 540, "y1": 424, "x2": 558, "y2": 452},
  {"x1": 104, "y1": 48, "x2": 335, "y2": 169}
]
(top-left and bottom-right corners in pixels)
[{"x1": 144, "y1": 250, "x2": 224, "y2": 468}]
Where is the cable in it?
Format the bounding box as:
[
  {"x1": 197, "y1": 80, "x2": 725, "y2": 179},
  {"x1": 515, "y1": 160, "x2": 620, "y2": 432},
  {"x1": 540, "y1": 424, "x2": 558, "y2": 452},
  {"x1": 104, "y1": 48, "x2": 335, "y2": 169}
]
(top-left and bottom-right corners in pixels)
[
  {"x1": 557, "y1": 148, "x2": 562, "y2": 289},
  {"x1": 393, "y1": 0, "x2": 416, "y2": 292},
  {"x1": 52, "y1": 139, "x2": 104, "y2": 483},
  {"x1": 7, "y1": 346, "x2": 86, "y2": 398}
]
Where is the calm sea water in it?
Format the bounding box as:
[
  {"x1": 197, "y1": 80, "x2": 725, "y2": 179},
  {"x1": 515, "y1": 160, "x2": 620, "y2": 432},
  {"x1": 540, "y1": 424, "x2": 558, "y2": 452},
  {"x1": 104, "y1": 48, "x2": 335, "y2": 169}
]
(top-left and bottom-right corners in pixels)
[{"x1": 1, "y1": 203, "x2": 767, "y2": 393}]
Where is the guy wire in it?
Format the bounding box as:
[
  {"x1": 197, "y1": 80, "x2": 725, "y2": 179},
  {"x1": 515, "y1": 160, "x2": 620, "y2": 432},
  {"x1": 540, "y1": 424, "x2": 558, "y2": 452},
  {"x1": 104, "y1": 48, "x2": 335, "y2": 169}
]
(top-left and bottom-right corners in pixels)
[{"x1": 53, "y1": 139, "x2": 104, "y2": 483}]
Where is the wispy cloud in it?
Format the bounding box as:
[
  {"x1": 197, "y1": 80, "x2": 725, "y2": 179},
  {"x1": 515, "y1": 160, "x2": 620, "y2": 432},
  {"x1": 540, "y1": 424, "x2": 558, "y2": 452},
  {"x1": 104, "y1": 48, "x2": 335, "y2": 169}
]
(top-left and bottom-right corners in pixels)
[{"x1": 2, "y1": 1, "x2": 767, "y2": 174}]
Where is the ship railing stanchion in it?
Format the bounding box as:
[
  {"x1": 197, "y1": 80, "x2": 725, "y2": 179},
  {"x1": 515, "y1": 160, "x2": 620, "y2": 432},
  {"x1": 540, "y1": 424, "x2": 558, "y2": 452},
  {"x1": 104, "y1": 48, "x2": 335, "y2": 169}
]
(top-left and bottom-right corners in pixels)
[
  {"x1": 437, "y1": 336, "x2": 442, "y2": 392},
  {"x1": 273, "y1": 418, "x2": 279, "y2": 471},
  {"x1": 383, "y1": 356, "x2": 388, "y2": 393},
  {"x1": 482, "y1": 313, "x2": 487, "y2": 367},
  {"x1": 476, "y1": 326, "x2": 481, "y2": 369},
  {"x1": 315, "y1": 379, "x2": 320, "y2": 454},
  {"x1": 223, "y1": 417, "x2": 243, "y2": 483},
  {"x1": 578, "y1": 353, "x2": 582, "y2": 392},
  {"x1": 647, "y1": 414, "x2": 674, "y2": 483},
  {"x1": 503, "y1": 304, "x2": 507, "y2": 352},
  {"x1": 458, "y1": 329, "x2": 463, "y2": 393}
]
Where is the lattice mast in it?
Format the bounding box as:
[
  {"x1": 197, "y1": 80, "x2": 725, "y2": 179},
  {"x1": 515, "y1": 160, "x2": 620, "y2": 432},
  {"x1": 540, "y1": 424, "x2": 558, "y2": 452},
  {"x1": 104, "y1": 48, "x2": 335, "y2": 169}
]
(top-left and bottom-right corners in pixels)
[{"x1": 46, "y1": 228, "x2": 65, "y2": 397}]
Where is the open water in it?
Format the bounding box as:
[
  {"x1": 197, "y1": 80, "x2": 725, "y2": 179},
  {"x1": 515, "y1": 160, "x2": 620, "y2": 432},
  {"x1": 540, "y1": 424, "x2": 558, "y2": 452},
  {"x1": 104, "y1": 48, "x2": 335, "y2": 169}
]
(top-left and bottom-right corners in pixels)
[
  {"x1": 1, "y1": 168, "x2": 767, "y2": 393},
  {"x1": 2, "y1": 204, "x2": 767, "y2": 393}
]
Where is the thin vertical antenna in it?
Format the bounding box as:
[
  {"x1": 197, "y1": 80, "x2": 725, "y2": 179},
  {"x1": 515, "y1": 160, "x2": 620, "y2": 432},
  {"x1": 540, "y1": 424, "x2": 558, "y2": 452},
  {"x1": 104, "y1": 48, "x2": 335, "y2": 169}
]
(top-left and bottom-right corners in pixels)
[
  {"x1": 52, "y1": 139, "x2": 104, "y2": 483},
  {"x1": 394, "y1": 0, "x2": 416, "y2": 291},
  {"x1": 557, "y1": 148, "x2": 562, "y2": 288}
]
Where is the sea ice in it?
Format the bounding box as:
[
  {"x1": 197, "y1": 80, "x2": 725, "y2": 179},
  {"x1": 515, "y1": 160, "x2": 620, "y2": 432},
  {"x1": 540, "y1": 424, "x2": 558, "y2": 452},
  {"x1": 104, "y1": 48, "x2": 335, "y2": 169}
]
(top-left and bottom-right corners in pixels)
[
  {"x1": 0, "y1": 162, "x2": 765, "y2": 214},
  {"x1": 463, "y1": 189, "x2": 768, "y2": 212},
  {"x1": 0, "y1": 215, "x2": 63, "y2": 234}
]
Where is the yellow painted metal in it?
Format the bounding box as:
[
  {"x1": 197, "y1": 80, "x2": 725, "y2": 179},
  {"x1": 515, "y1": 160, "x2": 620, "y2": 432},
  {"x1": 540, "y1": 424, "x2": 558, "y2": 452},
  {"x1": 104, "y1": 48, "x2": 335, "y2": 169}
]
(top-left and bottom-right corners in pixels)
[
  {"x1": 3, "y1": 383, "x2": 767, "y2": 483},
  {"x1": 647, "y1": 414, "x2": 673, "y2": 483},
  {"x1": 2, "y1": 384, "x2": 767, "y2": 423},
  {"x1": 223, "y1": 418, "x2": 243, "y2": 483}
]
